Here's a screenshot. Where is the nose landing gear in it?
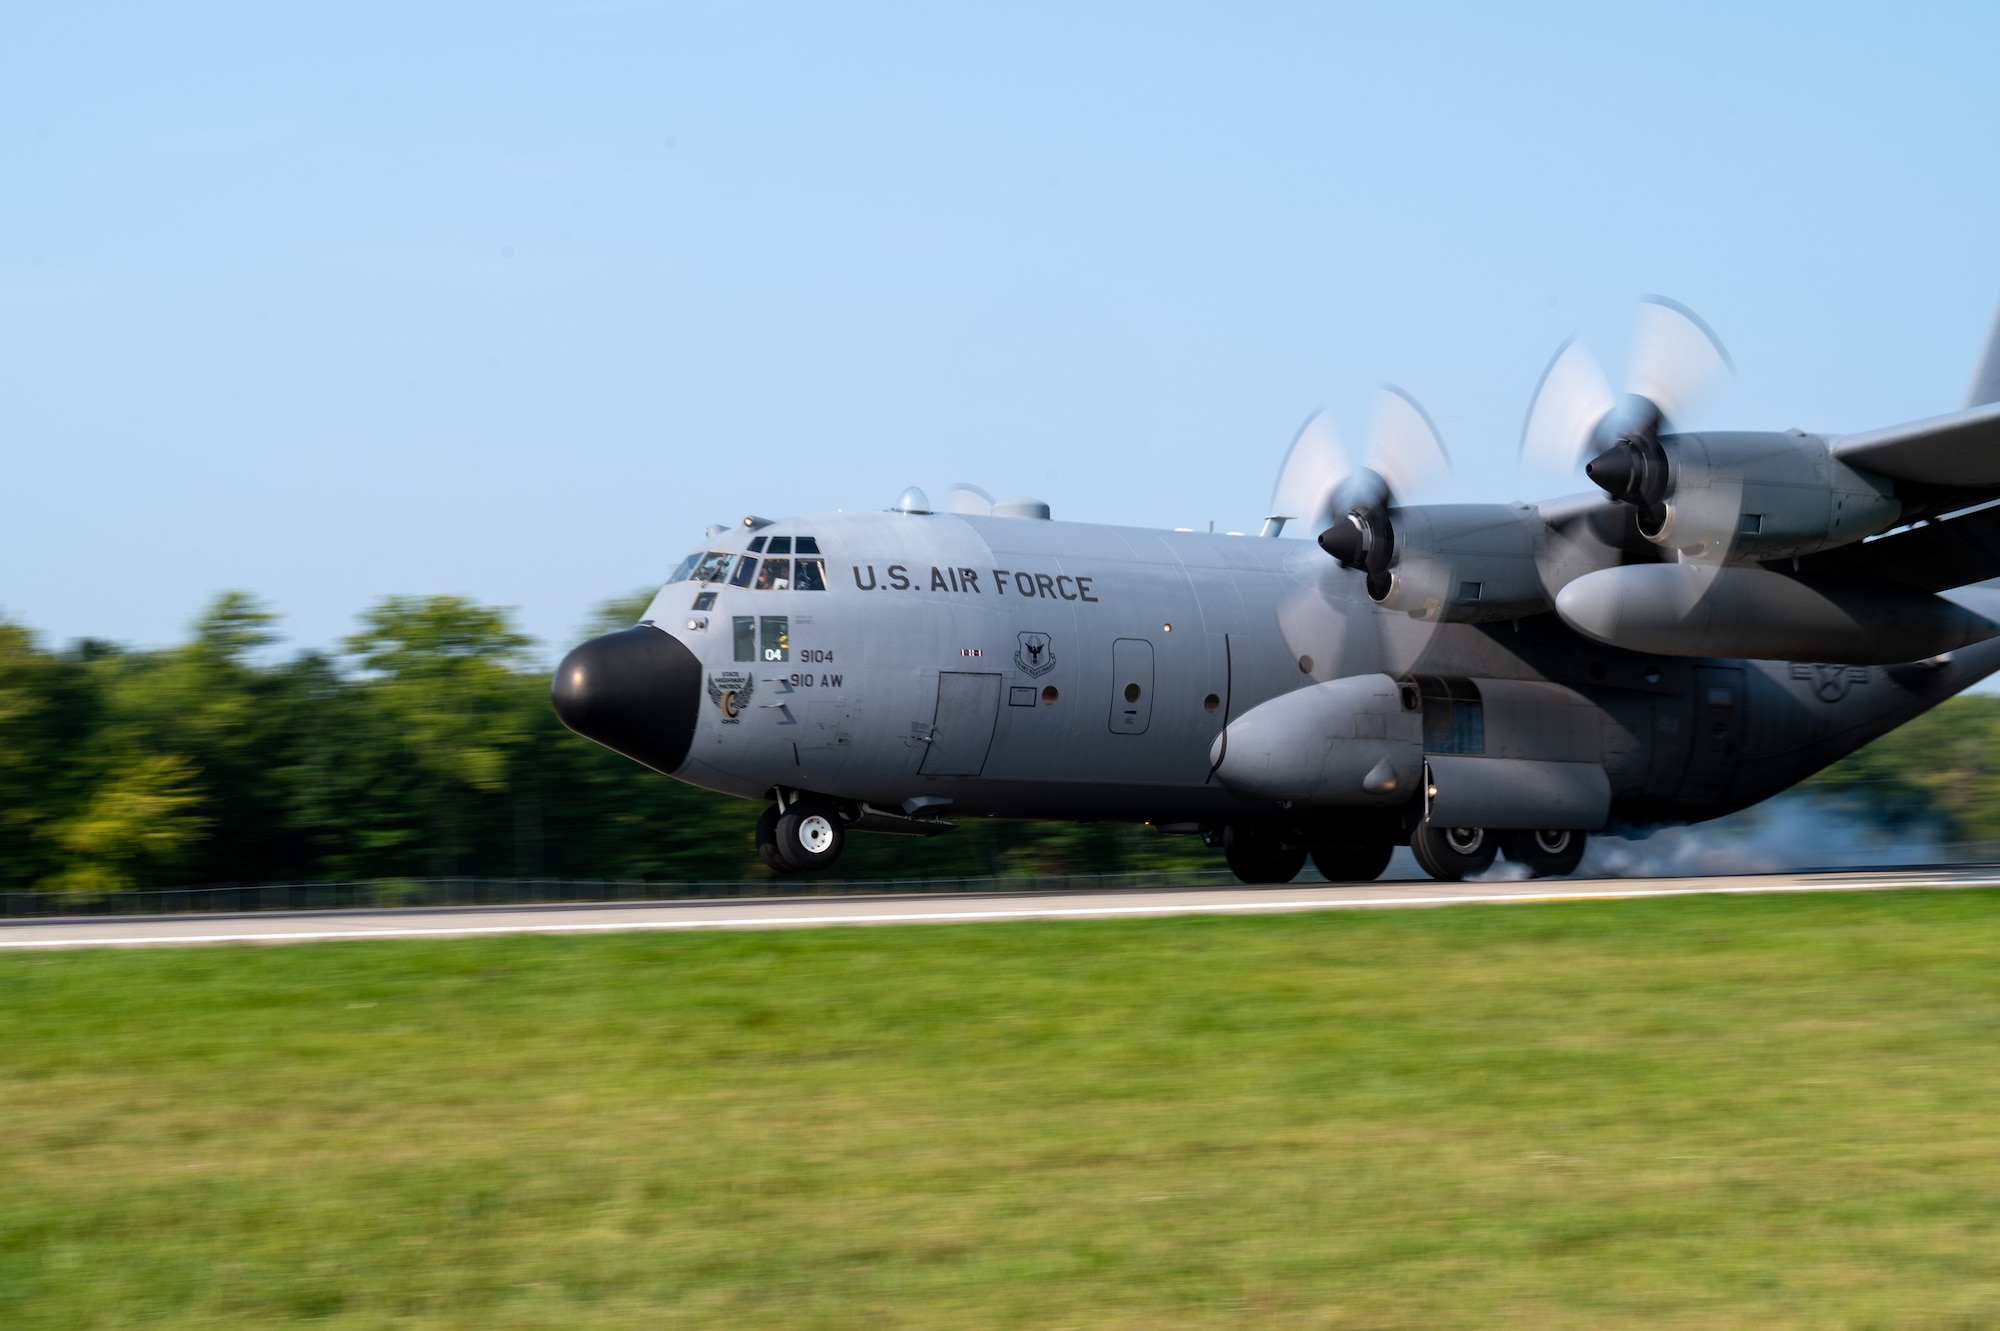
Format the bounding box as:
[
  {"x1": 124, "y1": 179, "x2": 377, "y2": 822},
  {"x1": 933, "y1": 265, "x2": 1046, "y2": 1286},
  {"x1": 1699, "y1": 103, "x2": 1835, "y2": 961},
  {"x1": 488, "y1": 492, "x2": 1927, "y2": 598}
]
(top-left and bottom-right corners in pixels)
[{"x1": 756, "y1": 798, "x2": 847, "y2": 874}]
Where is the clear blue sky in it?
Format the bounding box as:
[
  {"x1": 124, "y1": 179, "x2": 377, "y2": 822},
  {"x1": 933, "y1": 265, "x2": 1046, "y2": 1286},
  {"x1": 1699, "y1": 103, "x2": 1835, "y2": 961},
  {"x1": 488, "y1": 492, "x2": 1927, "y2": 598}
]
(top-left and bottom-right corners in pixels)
[{"x1": 7, "y1": 2, "x2": 1999, "y2": 660}]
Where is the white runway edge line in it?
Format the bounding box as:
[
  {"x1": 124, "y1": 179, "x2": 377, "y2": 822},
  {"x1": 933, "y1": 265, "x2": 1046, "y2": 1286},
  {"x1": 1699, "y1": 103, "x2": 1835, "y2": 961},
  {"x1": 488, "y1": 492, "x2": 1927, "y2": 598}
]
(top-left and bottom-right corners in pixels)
[{"x1": 3, "y1": 875, "x2": 1998, "y2": 949}]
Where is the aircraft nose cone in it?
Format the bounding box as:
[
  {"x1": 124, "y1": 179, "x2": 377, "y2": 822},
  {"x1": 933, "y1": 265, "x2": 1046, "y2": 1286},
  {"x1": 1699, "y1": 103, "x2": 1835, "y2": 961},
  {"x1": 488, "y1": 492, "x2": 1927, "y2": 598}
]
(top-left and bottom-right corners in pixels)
[{"x1": 551, "y1": 626, "x2": 702, "y2": 775}]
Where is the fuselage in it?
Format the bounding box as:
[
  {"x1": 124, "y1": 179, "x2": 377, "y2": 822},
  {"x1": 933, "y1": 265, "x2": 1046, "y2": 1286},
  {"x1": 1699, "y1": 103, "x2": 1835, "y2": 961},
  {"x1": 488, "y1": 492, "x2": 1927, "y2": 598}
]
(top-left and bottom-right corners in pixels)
[{"x1": 580, "y1": 505, "x2": 2000, "y2": 832}]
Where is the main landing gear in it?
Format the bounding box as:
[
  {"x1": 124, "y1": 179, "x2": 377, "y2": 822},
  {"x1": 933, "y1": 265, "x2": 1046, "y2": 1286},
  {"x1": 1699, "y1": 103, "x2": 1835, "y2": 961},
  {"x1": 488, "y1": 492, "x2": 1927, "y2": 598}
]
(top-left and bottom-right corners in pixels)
[
  {"x1": 1220, "y1": 826, "x2": 1396, "y2": 886},
  {"x1": 1215, "y1": 817, "x2": 1589, "y2": 886},
  {"x1": 756, "y1": 799, "x2": 847, "y2": 874},
  {"x1": 1408, "y1": 816, "x2": 1587, "y2": 882}
]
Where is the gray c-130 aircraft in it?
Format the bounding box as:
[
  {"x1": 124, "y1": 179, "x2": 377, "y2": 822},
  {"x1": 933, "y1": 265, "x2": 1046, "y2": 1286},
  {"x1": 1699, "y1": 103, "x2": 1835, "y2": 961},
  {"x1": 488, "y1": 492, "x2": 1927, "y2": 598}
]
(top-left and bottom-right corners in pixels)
[{"x1": 553, "y1": 298, "x2": 2000, "y2": 883}]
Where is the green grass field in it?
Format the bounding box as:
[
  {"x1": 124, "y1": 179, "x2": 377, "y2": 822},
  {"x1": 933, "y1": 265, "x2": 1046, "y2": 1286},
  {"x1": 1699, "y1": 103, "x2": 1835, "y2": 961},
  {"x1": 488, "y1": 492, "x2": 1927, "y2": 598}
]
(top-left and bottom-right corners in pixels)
[{"x1": 8, "y1": 894, "x2": 2000, "y2": 1328}]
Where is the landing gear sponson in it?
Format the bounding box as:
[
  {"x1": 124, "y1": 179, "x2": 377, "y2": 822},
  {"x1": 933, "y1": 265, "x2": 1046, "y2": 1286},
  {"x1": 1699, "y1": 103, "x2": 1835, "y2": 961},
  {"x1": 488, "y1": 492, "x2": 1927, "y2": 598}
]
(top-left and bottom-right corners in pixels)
[{"x1": 1207, "y1": 812, "x2": 1586, "y2": 885}]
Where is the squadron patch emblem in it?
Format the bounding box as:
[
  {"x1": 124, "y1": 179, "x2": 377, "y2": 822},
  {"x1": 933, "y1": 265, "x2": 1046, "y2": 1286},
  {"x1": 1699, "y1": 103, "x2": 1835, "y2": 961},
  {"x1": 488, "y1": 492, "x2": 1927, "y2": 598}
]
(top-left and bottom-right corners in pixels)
[
  {"x1": 1014, "y1": 631, "x2": 1055, "y2": 679},
  {"x1": 706, "y1": 670, "x2": 755, "y2": 722}
]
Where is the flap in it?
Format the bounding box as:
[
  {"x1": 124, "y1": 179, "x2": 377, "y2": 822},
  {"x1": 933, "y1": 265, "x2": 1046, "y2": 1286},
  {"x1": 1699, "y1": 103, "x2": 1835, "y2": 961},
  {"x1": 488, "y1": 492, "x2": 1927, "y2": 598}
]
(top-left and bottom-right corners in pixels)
[
  {"x1": 1794, "y1": 501, "x2": 2000, "y2": 592},
  {"x1": 1831, "y1": 400, "x2": 2000, "y2": 487}
]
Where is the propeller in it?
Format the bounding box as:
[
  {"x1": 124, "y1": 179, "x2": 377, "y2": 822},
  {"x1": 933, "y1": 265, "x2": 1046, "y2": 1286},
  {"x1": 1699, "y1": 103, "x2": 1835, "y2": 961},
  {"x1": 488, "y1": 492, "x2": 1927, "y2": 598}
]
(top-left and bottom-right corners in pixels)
[
  {"x1": 1266, "y1": 389, "x2": 1452, "y2": 685},
  {"x1": 1520, "y1": 295, "x2": 1732, "y2": 476},
  {"x1": 1520, "y1": 297, "x2": 1737, "y2": 607},
  {"x1": 1264, "y1": 386, "x2": 1447, "y2": 525},
  {"x1": 944, "y1": 483, "x2": 995, "y2": 515},
  {"x1": 1308, "y1": 389, "x2": 1449, "y2": 600}
]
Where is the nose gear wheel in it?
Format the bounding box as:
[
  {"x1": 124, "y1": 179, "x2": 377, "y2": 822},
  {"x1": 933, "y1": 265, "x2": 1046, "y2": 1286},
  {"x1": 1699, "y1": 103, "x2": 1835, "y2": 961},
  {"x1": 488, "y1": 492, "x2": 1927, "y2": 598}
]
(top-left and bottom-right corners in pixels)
[{"x1": 757, "y1": 800, "x2": 848, "y2": 874}]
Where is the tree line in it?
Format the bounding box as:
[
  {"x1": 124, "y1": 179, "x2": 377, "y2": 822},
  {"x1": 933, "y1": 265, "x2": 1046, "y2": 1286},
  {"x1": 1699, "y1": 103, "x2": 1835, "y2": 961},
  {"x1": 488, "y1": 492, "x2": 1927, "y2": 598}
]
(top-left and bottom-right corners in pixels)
[{"x1": 0, "y1": 593, "x2": 1213, "y2": 894}]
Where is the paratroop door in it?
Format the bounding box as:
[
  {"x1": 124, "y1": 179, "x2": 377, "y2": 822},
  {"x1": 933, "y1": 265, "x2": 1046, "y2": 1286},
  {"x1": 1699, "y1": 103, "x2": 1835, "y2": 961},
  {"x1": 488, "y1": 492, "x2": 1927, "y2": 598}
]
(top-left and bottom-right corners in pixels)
[
  {"x1": 1680, "y1": 666, "x2": 1744, "y2": 803},
  {"x1": 1108, "y1": 638, "x2": 1154, "y2": 735},
  {"x1": 919, "y1": 672, "x2": 1002, "y2": 776}
]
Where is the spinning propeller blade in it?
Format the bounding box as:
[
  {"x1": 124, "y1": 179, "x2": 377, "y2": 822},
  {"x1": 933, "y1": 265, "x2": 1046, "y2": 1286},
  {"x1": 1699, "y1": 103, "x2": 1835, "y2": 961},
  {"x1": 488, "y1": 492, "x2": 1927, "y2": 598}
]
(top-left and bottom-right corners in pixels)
[
  {"x1": 1520, "y1": 297, "x2": 1732, "y2": 471},
  {"x1": 1265, "y1": 410, "x2": 1350, "y2": 535}
]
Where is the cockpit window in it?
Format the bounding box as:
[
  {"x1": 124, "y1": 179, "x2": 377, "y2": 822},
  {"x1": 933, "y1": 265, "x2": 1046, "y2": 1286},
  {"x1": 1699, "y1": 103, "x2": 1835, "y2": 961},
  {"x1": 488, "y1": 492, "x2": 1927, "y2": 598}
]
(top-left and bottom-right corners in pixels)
[
  {"x1": 767, "y1": 536, "x2": 792, "y2": 555},
  {"x1": 795, "y1": 536, "x2": 821, "y2": 555},
  {"x1": 793, "y1": 558, "x2": 827, "y2": 591},
  {"x1": 748, "y1": 535, "x2": 768, "y2": 553},
  {"x1": 667, "y1": 552, "x2": 700, "y2": 583},
  {"x1": 754, "y1": 558, "x2": 791, "y2": 591},
  {"x1": 690, "y1": 551, "x2": 734, "y2": 583},
  {"x1": 728, "y1": 556, "x2": 759, "y2": 588}
]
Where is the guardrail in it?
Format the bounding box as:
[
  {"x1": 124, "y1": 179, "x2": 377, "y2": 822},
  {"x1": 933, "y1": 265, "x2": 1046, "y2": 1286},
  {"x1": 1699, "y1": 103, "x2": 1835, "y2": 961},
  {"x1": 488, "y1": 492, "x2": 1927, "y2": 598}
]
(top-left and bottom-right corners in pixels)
[{"x1": 0, "y1": 870, "x2": 1249, "y2": 920}]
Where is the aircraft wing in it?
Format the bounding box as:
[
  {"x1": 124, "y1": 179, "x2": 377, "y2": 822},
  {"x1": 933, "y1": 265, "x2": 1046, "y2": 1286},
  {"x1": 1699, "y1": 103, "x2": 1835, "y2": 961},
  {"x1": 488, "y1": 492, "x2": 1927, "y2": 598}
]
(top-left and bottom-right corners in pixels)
[
  {"x1": 1793, "y1": 500, "x2": 2000, "y2": 592},
  {"x1": 1831, "y1": 399, "x2": 2000, "y2": 487}
]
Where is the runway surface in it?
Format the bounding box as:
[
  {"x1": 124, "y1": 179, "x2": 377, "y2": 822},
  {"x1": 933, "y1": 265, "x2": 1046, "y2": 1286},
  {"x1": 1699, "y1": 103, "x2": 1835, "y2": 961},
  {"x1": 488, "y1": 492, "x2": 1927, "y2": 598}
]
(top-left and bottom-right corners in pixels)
[{"x1": 3, "y1": 865, "x2": 1999, "y2": 950}]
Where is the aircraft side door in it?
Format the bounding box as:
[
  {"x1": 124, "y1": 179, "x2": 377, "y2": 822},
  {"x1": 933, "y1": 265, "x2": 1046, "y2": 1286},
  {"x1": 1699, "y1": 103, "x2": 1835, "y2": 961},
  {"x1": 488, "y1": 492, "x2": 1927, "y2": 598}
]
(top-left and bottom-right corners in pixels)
[
  {"x1": 919, "y1": 672, "x2": 1002, "y2": 776},
  {"x1": 1108, "y1": 638, "x2": 1154, "y2": 735},
  {"x1": 1678, "y1": 665, "x2": 1745, "y2": 803}
]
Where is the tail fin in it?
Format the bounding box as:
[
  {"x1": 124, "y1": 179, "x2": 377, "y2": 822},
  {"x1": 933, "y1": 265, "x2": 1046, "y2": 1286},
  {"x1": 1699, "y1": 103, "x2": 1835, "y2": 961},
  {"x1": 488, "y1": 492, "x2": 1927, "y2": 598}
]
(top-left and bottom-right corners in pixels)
[{"x1": 1969, "y1": 301, "x2": 2000, "y2": 407}]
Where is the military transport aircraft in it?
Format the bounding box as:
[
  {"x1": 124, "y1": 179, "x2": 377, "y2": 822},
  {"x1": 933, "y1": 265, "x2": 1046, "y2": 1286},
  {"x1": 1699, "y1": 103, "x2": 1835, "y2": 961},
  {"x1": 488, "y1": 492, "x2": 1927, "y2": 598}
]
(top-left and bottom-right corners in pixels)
[{"x1": 553, "y1": 298, "x2": 2000, "y2": 883}]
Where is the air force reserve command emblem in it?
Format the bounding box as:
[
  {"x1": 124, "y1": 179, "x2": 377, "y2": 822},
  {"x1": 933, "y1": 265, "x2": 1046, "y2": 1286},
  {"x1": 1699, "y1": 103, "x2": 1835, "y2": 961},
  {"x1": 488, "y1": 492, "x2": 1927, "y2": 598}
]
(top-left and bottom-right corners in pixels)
[
  {"x1": 1014, "y1": 631, "x2": 1055, "y2": 678},
  {"x1": 706, "y1": 670, "x2": 754, "y2": 722}
]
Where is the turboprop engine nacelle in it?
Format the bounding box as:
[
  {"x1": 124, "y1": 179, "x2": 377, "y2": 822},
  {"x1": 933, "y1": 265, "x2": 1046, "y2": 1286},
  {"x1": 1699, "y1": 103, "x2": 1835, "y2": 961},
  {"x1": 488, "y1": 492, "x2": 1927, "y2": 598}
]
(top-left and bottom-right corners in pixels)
[
  {"x1": 1588, "y1": 432, "x2": 1902, "y2": 561},
  {"x1": 1210, "y1": 673, "x2": 1422, "y2": 806},
  {"x1": 1353, "y1": 504, "x2": 1551, "y2": 623},
  {"x1": 1554, "y1": 564, "x2": 2000, "y2": 665}
]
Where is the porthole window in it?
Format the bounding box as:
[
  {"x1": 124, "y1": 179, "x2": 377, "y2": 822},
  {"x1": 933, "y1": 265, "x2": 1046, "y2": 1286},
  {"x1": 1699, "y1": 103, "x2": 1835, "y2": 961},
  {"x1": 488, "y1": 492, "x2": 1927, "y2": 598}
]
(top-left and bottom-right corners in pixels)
[
  {"x1": 1203, "y1": 693, "x2": 1221, "y2": 713},
  {"x1": 1124, "y1": 682, "x2": 1142, "y2": 703},
  {"x1": 1041, "y1": 685, "x2": 1059, "y2": 705}
]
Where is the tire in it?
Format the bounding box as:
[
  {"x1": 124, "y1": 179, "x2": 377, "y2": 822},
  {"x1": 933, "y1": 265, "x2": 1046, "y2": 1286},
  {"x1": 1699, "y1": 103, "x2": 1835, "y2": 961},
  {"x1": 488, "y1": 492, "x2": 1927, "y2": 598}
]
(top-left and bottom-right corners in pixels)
[
  {"x1": 774, "y1": 803, "x2": 846, "y2": 874},
  {"x1": 755, "y1": 805, "x2": 795, "y2": 874},
  {"x1": 1409, "y1": 819, "x2": 1498, "y2": 882},
  {"x1": 1310, "y1": 841, "x2": 1395, "y2": 883},
  {"x1": 1502, "y1": 828, "x2": 1587, "y2": 879},
  {"x1": 1223, "y1": 827, "x2": 1307, "y2": 885}
]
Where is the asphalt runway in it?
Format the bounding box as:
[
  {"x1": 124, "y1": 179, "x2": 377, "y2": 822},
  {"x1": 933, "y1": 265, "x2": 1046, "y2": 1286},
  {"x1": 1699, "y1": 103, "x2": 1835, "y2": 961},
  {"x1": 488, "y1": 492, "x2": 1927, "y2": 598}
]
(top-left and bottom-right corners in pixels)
[{"x1": 3, "y1": 866, "x2": 1998, "y2": 950}]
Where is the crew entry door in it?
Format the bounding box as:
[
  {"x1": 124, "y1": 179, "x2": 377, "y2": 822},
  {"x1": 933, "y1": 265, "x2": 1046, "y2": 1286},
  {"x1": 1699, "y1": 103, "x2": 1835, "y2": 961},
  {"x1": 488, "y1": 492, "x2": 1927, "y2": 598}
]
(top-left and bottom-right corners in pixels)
[
  {"x1": 918, "y1": 672, "x2": 1002, "y2": 776},
  {"x1": 1108, "y1": 638, "x2": 1154, "y2": 735}
]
